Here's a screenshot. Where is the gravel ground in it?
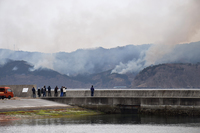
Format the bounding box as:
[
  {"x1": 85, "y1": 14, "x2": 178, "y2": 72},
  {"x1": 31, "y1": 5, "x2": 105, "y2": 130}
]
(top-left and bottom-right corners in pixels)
[{"x1": 0, "y1": 97, "x2": 70, "y2": 112}]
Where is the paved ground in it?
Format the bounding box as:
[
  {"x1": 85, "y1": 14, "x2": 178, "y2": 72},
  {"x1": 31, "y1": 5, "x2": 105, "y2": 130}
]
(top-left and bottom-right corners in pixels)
[{"x1": 0, "y1": 98, "x2": 70, "y2": 112}]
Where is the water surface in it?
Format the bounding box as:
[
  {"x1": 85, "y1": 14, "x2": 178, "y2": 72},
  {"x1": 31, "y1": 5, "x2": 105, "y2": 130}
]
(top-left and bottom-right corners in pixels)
[{"x1": 1, "y1": 114, "x2": 200, "y2": 133}]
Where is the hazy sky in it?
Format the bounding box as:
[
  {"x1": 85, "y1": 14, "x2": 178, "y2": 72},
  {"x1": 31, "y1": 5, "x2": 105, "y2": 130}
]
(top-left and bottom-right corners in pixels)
[{"x1": 0, "y1": 0, "x2": 200, "y2": 53}]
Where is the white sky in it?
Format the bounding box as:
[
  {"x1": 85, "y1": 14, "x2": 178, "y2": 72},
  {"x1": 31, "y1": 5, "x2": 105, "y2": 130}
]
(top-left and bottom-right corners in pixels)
[{"x1": 0, "y1": 0, "x2": 200, "y2": 53}]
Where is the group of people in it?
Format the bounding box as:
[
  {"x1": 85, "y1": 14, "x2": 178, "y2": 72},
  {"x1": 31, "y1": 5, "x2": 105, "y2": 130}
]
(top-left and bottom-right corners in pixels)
[
  {"x1": 32, "y1": 86, "x2": 67, "y2": 98},
  {"x1": 32, "y1": 85, "x2": 95, "y2": 98}
]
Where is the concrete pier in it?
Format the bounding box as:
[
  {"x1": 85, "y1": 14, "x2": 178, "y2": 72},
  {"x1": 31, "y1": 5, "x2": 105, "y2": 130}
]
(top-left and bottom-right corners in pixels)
[
  {"x1": 1, "y1": 86, "x2": 200, "y2": 115},
  {"x1": 43, "y1": 89, "x2": 200, "y2": 115},
  {"x1": 63, "y1": 89, "x2": 200, "y2": 98},
  {"x1": 0, "y1": 98, "x2": 69, "y2": 112}
]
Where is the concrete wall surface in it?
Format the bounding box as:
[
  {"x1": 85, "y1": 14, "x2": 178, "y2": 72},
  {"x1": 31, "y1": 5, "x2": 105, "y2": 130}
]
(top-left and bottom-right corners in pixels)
[
  {"x1": 0, "y1": 88, "x2": 198, "y2": 98},
  {"x1": 43, "y1": 89, "x2": 200, "y2": 115},
  {"x1": 64, "y1": 89, "x2": 200, "y2": 98},
  {"x1": 0, "y1": 85, "x2": 36, "y2": 97},
  {"x1": 44, "y1": 96, "x2": 200, "y2": 115}
]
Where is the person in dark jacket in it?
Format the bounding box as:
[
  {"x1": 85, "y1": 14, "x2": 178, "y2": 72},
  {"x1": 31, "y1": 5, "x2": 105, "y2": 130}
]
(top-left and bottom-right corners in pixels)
[
  {"x1": 54, "y1": 86, "x2": 58, "y2": 97},
  {"x1": 48, "y1": 86, "x2": 51, "y2": 97},
  {"x1": 60, "y1": 86, "x2": 63, "y2": 97},
  {"x1": 38, "y1": 87, "x2": 41, "y2": 97},
  {"x1": 90, "y1": 85, "x2": 94, "y2": 96},
  {"x1": 32, "y1": 86, "x2": 36, "y2": 98},
  {"x1": 41, "y1": 87, "x2": 44, "y2": 96}
]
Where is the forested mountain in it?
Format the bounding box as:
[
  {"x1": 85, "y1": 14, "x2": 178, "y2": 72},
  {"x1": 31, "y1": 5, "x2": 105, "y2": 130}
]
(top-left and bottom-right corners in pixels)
[
  {"x1": 132, "y1": 63, "x2": 200, "y2": 88},
  {"x1": 1, "y1": 42, "x2": 200, "y2": 88},
  {"x1": 0, "y1": 60, "x2": 132, "y2": 88}
]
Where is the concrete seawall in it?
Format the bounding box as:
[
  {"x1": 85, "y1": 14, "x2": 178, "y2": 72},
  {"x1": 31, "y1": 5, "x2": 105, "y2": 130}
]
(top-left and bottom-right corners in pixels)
[
  {"x1": 64, "y1": 89, "x2": 200, "y2": 98},
  {"x1": 0, "y1": 85, "x2": 37, "y2": 97},
  {"x1": 44, "y1": 89, "x2": 200, "y2": 115}
]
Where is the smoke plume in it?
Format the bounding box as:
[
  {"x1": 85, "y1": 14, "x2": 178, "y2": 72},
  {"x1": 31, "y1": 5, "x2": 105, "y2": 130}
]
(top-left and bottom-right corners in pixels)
[
  {"x1": 112, "y1": 0, "x2": 200, "y2": 74},
  {"x1": 0, "y1": 0, "x2": 200, "y2": 75}
]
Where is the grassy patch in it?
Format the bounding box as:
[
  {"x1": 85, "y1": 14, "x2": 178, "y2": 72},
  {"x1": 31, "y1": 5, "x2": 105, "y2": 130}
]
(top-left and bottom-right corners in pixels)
[{"x1": 0, "y1": 107, "x2": 103, "y2": 120}]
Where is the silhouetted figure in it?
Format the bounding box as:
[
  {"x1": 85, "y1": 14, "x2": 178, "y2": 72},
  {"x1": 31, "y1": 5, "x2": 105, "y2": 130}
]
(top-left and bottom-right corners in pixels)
[
  {"x1": 32, "y1": 86, "x2": 36, "y2": 98},
  {"x1": 48, "y1": 86, "x2": 51, "y2": 97},
  {"x1": 38, "y1": 87, "x2": 41, "y2": 97},
  {"x1": 54, "y1": 86, "x2": 58, "y2": 97},
  {"x1": 60, "y1": 86, "x2": 63, "y2": 97},
  {"x1": 43, "y1": 86, "x2": 46, "y2": 97},
  {"x1": 90, "y1": 85, "x2": 94, "y2": 96},
  {"x1": 41, "y1": 87, "x2": 44, "y2": 96}
]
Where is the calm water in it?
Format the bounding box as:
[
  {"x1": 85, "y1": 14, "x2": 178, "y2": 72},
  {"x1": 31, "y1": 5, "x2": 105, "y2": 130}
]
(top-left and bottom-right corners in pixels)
[{"x1": 1, "y1": 114, "x2": 200, "y2": 133}]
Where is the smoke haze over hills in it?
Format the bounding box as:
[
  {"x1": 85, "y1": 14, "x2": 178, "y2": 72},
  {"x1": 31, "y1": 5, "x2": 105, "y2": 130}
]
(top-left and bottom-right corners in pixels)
[
  {"x1": 1, "y1": 0, "x2": 200, "y2": 76},
  {"x1": 112, "y1": 0, "x2": 200, "y2": 74},
  {"x1": 1, "y1": 42, "x2": 200, "y2": 76},
  {"x1": 0, "y1": 44, "x2": 150, "y2": 76}
]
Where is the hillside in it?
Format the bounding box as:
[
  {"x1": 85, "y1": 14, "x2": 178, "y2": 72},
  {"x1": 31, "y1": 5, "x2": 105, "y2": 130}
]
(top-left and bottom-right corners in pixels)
[
  {"x1": 0, "y1": 60, "x2": 89, "y2": 88},
  {"x1": 72, "y1": 70, "x2": 135, "y2": 88},
  {"x1": 2, "y1": 60, "x2": 200, "y2": 89},
  {"x1": 0, "y1": 60, "x2": 133, "y2": 88},
  {"x1": 0, "y1": 44, "x2": 151, "y2": 76},
  {"x1": 132, "y1": 63, "x2": 200, "y2": 88}
]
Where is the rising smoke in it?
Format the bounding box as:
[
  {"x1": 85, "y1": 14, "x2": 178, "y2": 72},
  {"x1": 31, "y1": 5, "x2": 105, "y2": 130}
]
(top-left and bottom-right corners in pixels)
[
  {"x1": 112, "y1": 0, "x2": 200, "y2": 74},
  {"x1": 0, "y1": 45, "x2": 151, "y2": 75},
  {"x1": 1, "y1": 41, "x2": 200, "y2": 76},
  {"x1": 0, "y1": 0, "x2": 200, "y2": 75}
]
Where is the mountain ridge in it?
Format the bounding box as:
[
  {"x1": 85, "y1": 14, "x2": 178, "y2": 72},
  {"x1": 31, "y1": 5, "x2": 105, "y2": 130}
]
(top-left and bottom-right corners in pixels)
[
  {"x1": 0, "y1": 60, "x2": 132, "y2": 88},
  {"x1": 1, "y1": 41, "x2": 200, "y2": 88},
  {"x1": 132, "y1": 63, "x2": 200, "y2": 88},
  {"x1": 1, "y1": 60, "x2": 200, "y2": 88}
]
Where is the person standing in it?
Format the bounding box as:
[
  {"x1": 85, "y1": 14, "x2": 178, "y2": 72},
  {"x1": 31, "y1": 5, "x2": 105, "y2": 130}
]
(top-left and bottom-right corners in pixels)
[
  {"x1": 90, "y1": 85, "x2": 94, "y2": 97},
  {"x1": 43, "y1": 86, "x2": 46, "y2": 97},
  {"x1": 54, "y1": 86, "x2": 58, "y2": 97},
  {"x1": 38, "y1": 87, "x2": 41, "y2": 97},
  {"x1": 48, "y1": 86, "x2": 51, "y2": 97},
  {"x1": 41, "y1": 87, "x2": 44, "y2": 96},
  {"x1": 63, "y1": 87, "x2": 66, "y2": 96},
  {"x1": 32, "y1": 86, "x2": 36, "y2": 98},
  {"x1": 60, "y1": 86, "x2": 63, "y2": 97}
]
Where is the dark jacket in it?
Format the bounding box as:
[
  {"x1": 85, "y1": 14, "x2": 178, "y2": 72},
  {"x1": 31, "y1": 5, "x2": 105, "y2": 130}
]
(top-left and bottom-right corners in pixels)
[
  {"x1": 32, "y1": 87, "x2": 35, "y2": 94},
  {"x1": 48, "y1": 86, "x2": 51, "y2": 92},
  {"x1": 54, "y1": 86, "x2": 58, "y2": 93},
  {"x1": 90, "y1": 86, "x2": 94, "y2": 92},
  {"x1": 38, "y1": 88, "x2": 41, "y2": 95}
]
